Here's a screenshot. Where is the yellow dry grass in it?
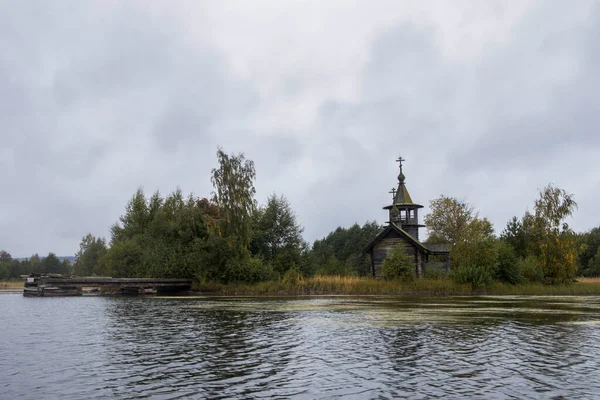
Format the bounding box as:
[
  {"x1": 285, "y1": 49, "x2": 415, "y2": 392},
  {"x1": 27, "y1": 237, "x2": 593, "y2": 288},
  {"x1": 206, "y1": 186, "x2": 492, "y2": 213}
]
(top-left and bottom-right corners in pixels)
[
  {"x1": 577, "y1": 277, "x2": 600, "y2": 283},
  {"x1": 194, "y1": 275, "x2": 600, "y2": 296},
  {"x1": 0, "y1": 280, "x2": 23, "y2": 289},
  {"x1": 196, "y1": 275, "x2": 475, "y2": 296}
]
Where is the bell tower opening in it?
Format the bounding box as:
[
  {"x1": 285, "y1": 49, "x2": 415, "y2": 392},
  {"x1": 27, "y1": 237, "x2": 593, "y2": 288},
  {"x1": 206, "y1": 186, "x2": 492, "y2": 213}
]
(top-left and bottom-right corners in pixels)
[{"x1": 383, "y1": 156, "x2": 425, "y2": 240}]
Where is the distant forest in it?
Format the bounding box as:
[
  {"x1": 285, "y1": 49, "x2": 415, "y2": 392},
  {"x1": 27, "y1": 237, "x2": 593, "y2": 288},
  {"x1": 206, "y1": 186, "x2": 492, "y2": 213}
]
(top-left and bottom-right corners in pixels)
[{"x1": 2, "y1": 148, "x2": 600, "y2": 286}]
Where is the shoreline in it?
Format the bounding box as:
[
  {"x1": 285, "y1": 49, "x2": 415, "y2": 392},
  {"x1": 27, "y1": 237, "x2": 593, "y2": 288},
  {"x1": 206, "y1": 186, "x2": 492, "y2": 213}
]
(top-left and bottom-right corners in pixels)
[
  {"x1": 4, "y1": 289, "x2": 600, "y2": 297},
  {"x1": 4, "y1": 290, "x2": 600, "y2": 298},
  {"x1": 4, "y1": 277, "x2": 600, "y2": 297},
  {"x1": 191, "y1": 277, "x2": 600, "y2": 297}
]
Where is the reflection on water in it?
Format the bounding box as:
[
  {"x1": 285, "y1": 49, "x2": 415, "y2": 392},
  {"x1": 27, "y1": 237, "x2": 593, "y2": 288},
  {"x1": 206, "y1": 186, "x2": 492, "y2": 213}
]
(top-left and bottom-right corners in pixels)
[{"x1": 1, "y1": 294, "x2": 600, "y2": 399}]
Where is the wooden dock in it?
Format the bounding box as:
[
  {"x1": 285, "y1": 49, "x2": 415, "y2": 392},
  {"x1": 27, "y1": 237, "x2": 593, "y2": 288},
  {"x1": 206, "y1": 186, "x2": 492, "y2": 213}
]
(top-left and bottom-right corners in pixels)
[{"x1": 23, "y1": 275, "x2": 193, "y2": 296}]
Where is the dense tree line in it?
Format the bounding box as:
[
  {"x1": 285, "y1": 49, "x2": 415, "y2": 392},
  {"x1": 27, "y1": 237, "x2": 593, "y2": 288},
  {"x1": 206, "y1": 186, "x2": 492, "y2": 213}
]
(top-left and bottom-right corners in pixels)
[
  {"x1": 425, "y1": 184, "x2": 596, "y2": 287},
  {"x1": 67, "y1": 149, "x2": 304, "y2": 282},
  {"x1": 0, "y1": 251, "x2": 71, "y2": 280},
  {"x1": 3, "y1": 148, "x2": 599, "y2": 287},
  {"x1": 305, "y1": 222, "x2": 382, "y2": 276},
  {"x1": 578, "y1": 227, "x2": 600, "y2": 277},
  {"x1": 60, "y1": 148, "x2": 384, "y2": 283}
]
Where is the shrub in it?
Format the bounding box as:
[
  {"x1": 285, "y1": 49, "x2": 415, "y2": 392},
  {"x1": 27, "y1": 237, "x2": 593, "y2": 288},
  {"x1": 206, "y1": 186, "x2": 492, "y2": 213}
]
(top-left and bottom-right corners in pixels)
[
  {"x1": 0, "y1": 263, "x2": 8, "y2": 280},
  {"x1": 580, "y1": 248, "x2": 600, "y2": 277},
  {"x1": 282, "y1": 267, "x2": 302, "y2": 285},
  {"x1": 382, "y1": 245, "x2": 416, "y2": 281},
  {"x1": 495, "y1": 241, "x2": 524, "y2": 285},
  {"x1": 519, "y1": 255, "x2": 544, "y2": 283},
  {"x1": 243, "y1": 257, "x2": 274, "y2": 283},
  {"x1": 425, "y1": 268, "x2": 447, "y2": 280},
  {"x1": 196, "y1": 236, "x2": 273, "y2": 283},
  {"x1": 316, "y1": 256, "x2": 345, "y2": 276},
  {"x1": 450, "y1": 263, "x2": 492, "y2": 289}
]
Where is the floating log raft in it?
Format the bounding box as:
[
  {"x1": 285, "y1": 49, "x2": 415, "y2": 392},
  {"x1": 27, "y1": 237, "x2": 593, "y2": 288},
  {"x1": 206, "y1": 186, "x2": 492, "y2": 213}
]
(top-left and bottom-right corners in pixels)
[{"x1": 23, "y1": 274, "x2": 192, "y2": 297}]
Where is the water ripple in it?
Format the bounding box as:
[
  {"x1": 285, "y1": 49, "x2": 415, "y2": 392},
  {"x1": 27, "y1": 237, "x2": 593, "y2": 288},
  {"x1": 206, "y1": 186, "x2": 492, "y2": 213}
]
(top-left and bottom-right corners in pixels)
[{"x1": 2, "y1": 295, "x2": 600, "y2": 398}]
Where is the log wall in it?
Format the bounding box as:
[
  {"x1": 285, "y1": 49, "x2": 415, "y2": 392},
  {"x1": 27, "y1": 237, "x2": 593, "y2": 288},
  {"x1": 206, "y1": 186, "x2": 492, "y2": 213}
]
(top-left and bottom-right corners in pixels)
[{"x1": 372, "y1": 231, "x2": 421, "y2": 277}]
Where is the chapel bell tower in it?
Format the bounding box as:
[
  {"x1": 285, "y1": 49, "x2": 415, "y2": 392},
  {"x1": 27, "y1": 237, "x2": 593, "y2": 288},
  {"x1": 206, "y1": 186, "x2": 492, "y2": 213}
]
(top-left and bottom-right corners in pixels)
[{"x1": 383, "y1": 157, "x2": 425, "y2": 240}]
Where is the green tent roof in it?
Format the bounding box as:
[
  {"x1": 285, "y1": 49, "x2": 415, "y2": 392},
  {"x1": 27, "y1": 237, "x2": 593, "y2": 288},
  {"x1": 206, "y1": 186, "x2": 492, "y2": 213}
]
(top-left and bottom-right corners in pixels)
[{"x1": 395, "y1": 184, "x2": 413, "y2": 204}]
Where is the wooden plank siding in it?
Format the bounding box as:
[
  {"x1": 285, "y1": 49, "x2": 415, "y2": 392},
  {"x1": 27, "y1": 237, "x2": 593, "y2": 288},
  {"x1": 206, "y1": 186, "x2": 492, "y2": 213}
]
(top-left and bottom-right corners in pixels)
[
  {"x1": 372, "y1": 233, "x2": 421, "y2": 277},
  {"x1": 364, "y1": 223, "x2": 448, "y2": 278}
]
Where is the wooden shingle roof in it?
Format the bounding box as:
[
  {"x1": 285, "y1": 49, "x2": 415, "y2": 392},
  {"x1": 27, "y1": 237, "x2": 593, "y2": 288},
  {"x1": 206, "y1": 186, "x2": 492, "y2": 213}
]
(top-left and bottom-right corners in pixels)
[{"x1": 362, "y1": 222, "x2": 430, "y2": 254}]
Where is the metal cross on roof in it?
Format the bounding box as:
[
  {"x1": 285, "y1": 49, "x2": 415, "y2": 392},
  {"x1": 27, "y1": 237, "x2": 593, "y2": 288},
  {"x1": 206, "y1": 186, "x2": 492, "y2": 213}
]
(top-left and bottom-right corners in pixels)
[
  {"x1": 396, "y1": 156, "x2": 405, "y2": 170},
  {"x1": 389, "y1": 187, "x2": 397, "y2": 200}
]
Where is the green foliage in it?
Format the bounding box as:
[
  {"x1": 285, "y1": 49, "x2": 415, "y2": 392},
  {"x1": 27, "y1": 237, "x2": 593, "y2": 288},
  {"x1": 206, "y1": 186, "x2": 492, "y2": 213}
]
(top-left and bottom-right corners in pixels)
[
  {"x1": 0, "y1": 250, "x2": 12, "y2": 263},
  {"x1": 111, "y1": 188, "x2": 150, "y2": 243},
  {"x1": 425, "y1": 196, "x2": 492, "y2": 245},
  {"x1": 195, "y1": 235, "x2": 272, "y2": 283},
  {"x1": 309, "y1": 221, "x2": 382, "y2": 276},
  {"x1": 193, "y1": 275, "x2": 600, "y2": 296},
  {"x1": 501, "y1": 215, "x2": 534, "y2": 259},
  {"x1": 41, "y1": 253, "x2": 69, "y2": 275},
  {"x1": 534, "y1": 185, "x2": 577, "y2": 229},
  {"x1": 532, "y1": 185, "x2": 578, "y2": 284},
  {"x1": 519, "y1": 255, "x2": 544, "y2": 283},
  {"x1": 251, "y1": 194, "x2": 306, "y2": 276},
  {"x1": 48, "y1": 154, "x2": 581, "y2": 289},
  {"x1": 424, "y1": 195, "x2": 496, "y2": 269},
  {"x1": 29, "y1": 253, "x2": 41, "y2": 271},
  {"x1": 282, "y1": 267, "x2": 302, "y2": 285},
  {"x1": 194, "y1": 275, "x2": 479, "y2": 296},
  {"x1": 211, "y1": 148, "x2": 256, "y2": 247},
  {"x1": 424, "y1": 268, "x2": 447, "y2": 280},
  {"x1": 73, "y1": 234, "x2": 108, "y2": 276},
  {"x1": 100, "y1": 239, "x2": 143, "y2": 278},
  {"x1": 0, "y1": 262, "x2": 9, "y2": 280},
  {"x1": 315, "y1": 255, "x2": 346, "y2": 276},
  {"x1": 579, "y1": 227, "x2": 600, "y2": 276},
  {"x1": 452, "y1": 237, "x2": 497, "y2": 271},
  {"x1": 0, "y1": 250, "x2": 11, "y2": 280},
  {"x1": 584, "y1": 247, "x2": 600, "y2": 277},
  {"x1": 244, "y1": 257, "x2": 274, "y2": 283},
  {"x1": 107, "y1": 186, "x2": 224, "y2": 279},
  {"x1": 495, "y1": 240, "x2": 524, "y2": 285},
  {"x1": 1, "y1": 255, "x2": 25, "y2": 278},
  {"x1": 98, "y1": 149, "x2": 307, "y2": 283},
  {"x1": 0, "y1": 251, "x2": 72, "y2": 278},
  {"x1": 498, "y1": 184, "x2": 579, "y2": 284},
  {"x1": 382, "y1": 245, "x2": 415, "y2": 281},
  {"x1": 450, "y1": 263, "x2": 493, "y2": 289}
]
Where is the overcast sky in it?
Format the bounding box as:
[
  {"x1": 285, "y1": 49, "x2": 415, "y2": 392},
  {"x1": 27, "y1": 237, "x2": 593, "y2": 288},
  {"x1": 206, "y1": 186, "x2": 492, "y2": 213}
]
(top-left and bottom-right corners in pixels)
[{"x1": 2, "y1": 1, "x2": 600, "y2": 257}]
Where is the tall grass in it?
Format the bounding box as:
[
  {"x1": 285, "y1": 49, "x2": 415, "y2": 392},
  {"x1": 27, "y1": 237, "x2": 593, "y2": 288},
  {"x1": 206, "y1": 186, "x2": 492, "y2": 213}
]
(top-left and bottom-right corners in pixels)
[
  {"x1": 193, "y1": 275, "x2": 600, "y2": 296},
  {"x1": 578, "y1": 277, "x2": 600, "y2": 283},
  {"x1": 0, "y1": 280, "x2": 23, "y2": 290},
  {"x1": 196, "y1": 275, "x2": 473, "y2": 296},
  {"x1": 5, "y1": 277, "x2": 600, "y2": 296}
]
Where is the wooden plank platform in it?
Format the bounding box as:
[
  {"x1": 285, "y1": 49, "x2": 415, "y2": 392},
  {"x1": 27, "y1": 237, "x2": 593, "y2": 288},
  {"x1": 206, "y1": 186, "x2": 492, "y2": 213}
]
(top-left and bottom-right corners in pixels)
[
  {"x1": 23, "y1": 275, "x2": 193, "y2": 296},
  {"x1": 37, "y1": 277, "x2": 193, "y2": 287}
]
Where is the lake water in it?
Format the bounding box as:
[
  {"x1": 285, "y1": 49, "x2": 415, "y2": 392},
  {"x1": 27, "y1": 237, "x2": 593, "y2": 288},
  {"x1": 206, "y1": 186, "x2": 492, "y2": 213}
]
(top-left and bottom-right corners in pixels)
[{"x1": 2, "y1": 294, "x2": 600, "y2": 399}]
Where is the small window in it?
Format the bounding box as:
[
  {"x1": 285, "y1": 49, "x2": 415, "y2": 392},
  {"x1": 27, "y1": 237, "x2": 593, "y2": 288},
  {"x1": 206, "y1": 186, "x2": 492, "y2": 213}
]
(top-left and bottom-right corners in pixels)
[{"x1": 400, "y1": 210, "x2": 407, "y2": 221}]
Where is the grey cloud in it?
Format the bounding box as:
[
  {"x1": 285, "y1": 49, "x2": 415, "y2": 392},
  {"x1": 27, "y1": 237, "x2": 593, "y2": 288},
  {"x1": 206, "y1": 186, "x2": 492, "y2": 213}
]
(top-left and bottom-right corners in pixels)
[
  {"x1": 452, "y1": 2, "x2": 600, "y2": 171},
  {"x1": 301, "y1": 4, "x2": 600, "y2": 241},
  {"x1": 0, "y1": 2, "x2": 259, "y2": 255},
  {"x1": 152, "y1": 61, "x2": 259, "y2": 153},
  {"x1": 2, "y1": 1, "x2": 600, "y2": 257}
]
